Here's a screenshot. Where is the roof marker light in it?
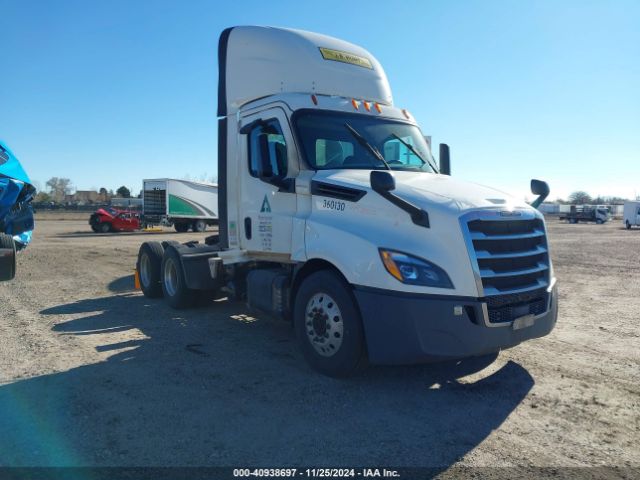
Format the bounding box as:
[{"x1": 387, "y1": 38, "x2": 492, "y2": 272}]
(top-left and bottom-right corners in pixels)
[
  {"x1": 311, "y1": 94, "x2": 318, "y2": 105},
  {"x1": 402, "y1": 109, "x2": 411, "y2": 119},
  {"x1": 363, "y1": 101, "x2": 371, "y2": 112},
  {"x1": 374, "y1": 103, "x2": 382, "y2": 113},
  {"x1": 351, "y1": 99, "x2": 359, "y2": 110}
]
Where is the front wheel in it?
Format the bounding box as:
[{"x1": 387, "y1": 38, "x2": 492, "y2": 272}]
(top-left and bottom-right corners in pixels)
[
  {"x1": 0, "y1": 233, "x2": 16, "y2": 281},
  {"x1": 626, "y1": 221, "x2": 631, "y2": 230},
  {"x1": 99, "y1": 222, "x2": 111, "y2": 233},
  {"x1": 596, "y1": 219, "x2": 603, "y2": 225},
  {"x1": 174, "y1": 223, "x2": 189, "y2": 233},
  {"x1": 294, "y1": 270, "x2": 367, "y2": 377}
]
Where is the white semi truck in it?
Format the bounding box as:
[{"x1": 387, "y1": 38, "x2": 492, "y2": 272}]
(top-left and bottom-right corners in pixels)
[
  {"x1": 135, "y1": 26, "x2": 558, "y2": 376},
  {"x1": 142, "y1": 178, "x2": 218, "y2": 232}
]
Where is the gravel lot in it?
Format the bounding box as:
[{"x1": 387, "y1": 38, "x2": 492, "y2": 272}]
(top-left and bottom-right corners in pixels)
[{"x1": 0, "y1": 216, "x2": 638, "y2": 475}]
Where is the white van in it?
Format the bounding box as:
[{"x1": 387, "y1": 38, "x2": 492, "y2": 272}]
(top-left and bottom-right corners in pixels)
[{"x1": 623, "y1": 201, "x2": 640, "y2": 229}]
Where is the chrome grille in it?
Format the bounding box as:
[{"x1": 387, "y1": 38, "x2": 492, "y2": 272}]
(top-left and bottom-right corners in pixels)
[{"x1": 461, "y1": 210, "x2": 551, "y2": 324}]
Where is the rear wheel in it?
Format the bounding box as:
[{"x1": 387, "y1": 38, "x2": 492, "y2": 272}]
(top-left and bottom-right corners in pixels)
[
  {"x1": 161, "y1": 247, "x2": 195, "y2": 309},
  {"x1": 174, "y1": 223, "x2": 189, "y2": 233},
  {"x1": 0, "y1": 233, "x2": 16, "y2": 282},
  {"x1": 137, "y1": 242, "x2": 164, "y2": 298},
  {"x1": 193, "y1": 219, "x2": 207, "y2": 232},
  {"x1": 294, "y1": 270, "x2": 367, "y2": 377}
]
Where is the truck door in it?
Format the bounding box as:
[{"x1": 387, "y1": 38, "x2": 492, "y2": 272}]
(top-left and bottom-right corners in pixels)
[
  {"x1": 238, "y1": 107, "x2": 297, "y2": 256},
  {"x1": 636, "y1": 206, "x2": 640, "y2": 226}
]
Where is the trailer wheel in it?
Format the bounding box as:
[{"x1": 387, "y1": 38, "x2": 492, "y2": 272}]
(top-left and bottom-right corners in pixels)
[
  {"x1": 174, "y1": 223, "x2": 189, "y2": 233},
  {"x1": 137, "y1": 242, "x2": 164, "y2": 298},
  {"x1": 0, "y1": 233, "x2": 17, "y2": 282},
  {"x1": 99, "y1": 222, "x2": 111, "y2": 233},
  {"x1": 193, "y1": 220, "x2": 207, "y2": 232},
  {"x1": 161, "y1": 246, "x2": 195, "y2": 309},
  {"x1": 294, "y1": 270, "x2": 367, "y2": 377},
  {"x1": 626, "y1": 221, "x2": 631, "y2": 230}
]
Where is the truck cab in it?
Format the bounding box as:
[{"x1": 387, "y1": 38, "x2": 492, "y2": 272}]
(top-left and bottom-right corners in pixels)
[{"x1": 136, "y1": 26, "x2": 558, "y2": 376}]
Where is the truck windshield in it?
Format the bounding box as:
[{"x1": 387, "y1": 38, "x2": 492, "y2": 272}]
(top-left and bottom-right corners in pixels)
[{"x1": 295, "y1": 111, "x2": 436, "y2": 172}]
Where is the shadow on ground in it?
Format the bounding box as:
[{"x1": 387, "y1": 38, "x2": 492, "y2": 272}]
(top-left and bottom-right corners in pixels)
[
  {"x1": 0, "y1": 294, "x2": 534, "y2": 468},
  {"x1": 107, "y1": 275, "x2": 136, "y2": 293}
]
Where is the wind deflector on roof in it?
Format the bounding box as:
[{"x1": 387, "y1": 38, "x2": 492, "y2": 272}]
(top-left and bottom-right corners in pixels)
[
  {"x1": 217, "y1": 27, "x2": 234, "y2": 117},
  {"x1": 219, "y1": 26, "x2": 392, "y2": 116}
]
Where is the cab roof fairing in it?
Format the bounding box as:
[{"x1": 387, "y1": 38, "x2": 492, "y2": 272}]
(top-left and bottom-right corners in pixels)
[{"x1": 218, "y1": 26, "x2": 393, "y2": 117}]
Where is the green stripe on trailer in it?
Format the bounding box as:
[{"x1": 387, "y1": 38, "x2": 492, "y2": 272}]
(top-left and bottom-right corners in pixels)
[{"x1": 168, "y1": 195, "x2": 203, "y2": 217}]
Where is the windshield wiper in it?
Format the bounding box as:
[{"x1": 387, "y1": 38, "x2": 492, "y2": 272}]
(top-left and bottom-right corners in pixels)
[
  {"x1": 344, "y1": 123, "x2": 391, "y2": 170},
  {"x1": 391, "y1": 133, "x2": 439, "y2": 173}
]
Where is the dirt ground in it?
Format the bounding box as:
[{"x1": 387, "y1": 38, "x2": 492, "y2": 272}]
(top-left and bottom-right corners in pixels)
[{"x1": 0, "y1": 214, "x2": 638, "y2": 475}]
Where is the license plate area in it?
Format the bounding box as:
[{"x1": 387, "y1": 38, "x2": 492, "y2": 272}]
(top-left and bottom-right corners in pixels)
[{"x1": 512, "y1": 314, "x2": 535, "y2": 331}]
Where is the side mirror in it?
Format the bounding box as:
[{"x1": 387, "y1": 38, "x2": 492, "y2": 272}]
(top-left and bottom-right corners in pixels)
[
  {"x1": 439, "y1": 143, "x2": 451, "y2": 175},
  {"x1": 257, "y1": 133, "x2": 274, "y2": 179},
  {"x1": 530, "y1": 179, "x2": 550, "y2": 209},
  {"x1": 370, "y1": 170, "x2": 396, "y2": 193}
]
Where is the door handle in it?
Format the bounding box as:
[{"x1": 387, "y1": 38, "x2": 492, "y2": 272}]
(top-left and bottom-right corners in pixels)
[{"x1": 244, "y1": 217, "x2": 252, "y2": 240}]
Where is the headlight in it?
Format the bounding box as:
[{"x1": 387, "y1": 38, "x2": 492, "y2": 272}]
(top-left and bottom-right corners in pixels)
[{"x1": 379, "y1": 249, "x2": 454, "y2": 288}]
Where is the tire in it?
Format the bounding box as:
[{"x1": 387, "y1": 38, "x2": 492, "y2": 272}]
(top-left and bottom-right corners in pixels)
[
  {"x1": 596, "y1": 219, "x2": 603, "y2": 225},
  {"x1": 193, "y1": 219, "x2": 207, "y2": 232},
  {"x1": 174, "y1": 223, "x2": 189, "y2": 233},
  {"x1": 161, "y1": 246, "x2": 195, "y2": 309},
  {"x1": 569, "y1": 218, "x2": 577, "y2": 224},
  {"x1": 99, "y1": 222, "x2": 111, "y2": 233},
  {"x1": 626, "y1": 221, "x2": 631, "y2": 230},
  {"x1": 91, "y1": 225, "x2": 99, "y2": 232},
  {"x1": 0, "y1": 233, "x2": 16, "y2": 282},
  {"x1": 137, "y1": 242, "x2": 164, "y2": 298},
  {"x1": 294, "y1": 270, "x2": 367, "y2": 377}
]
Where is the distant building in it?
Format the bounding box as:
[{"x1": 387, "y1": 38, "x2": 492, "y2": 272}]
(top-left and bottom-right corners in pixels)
[{"x1": 74, "y1": 190, "x2": 99, "y2": 204}]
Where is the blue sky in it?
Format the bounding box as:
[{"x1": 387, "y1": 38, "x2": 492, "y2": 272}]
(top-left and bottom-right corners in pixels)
[{"x1": 1, "y1": 0, "x2": 638, "y2": 200}]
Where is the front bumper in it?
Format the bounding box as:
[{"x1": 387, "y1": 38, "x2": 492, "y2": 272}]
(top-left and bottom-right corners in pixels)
[{"x1": 354, "y1": 282, "x2": 558, "y2": 365}]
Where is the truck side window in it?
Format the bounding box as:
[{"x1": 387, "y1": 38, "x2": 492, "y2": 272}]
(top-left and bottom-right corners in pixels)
[{"x1": 248, "y1": 119, "x2": 288, "y2": 178}]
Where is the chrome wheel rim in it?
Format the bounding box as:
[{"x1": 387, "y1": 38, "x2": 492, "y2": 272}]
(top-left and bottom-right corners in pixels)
[
  {"x1": 305, "y1": 293, "x2": 344, "y2": 357},
  {"x1": 140, "y1": 253, "x2": 151, "y2": 287},
  {"x1": 164, "y1": 258, "x2": 178, "y2": 297}
]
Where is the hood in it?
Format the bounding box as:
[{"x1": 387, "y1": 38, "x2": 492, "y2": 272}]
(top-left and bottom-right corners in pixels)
[
  {"x1": 313, "y1": 170, "x2": 531, "y2": 213},
  {"x1": 0, "y1": 141, "x2": 32, "y2": 186}
]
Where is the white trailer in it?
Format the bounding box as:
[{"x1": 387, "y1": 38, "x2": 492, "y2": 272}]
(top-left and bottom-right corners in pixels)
[
  {"x1": 142, "y1": 178, "x2": 218, "y2": 232},
  {"x1": 135, "y1": 27, "x2": 558, "y2": 376},
  {"x1": 623, "y1": 201, "x2": 640, "y2": 229}
]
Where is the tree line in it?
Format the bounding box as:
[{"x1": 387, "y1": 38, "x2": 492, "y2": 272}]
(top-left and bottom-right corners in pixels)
[
  {"x1": 33, "y1": 177, "x2": 133, "y2": 204},
  {"x1": 558, "y1": 191, "x2": 631, "y2": 205}
]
